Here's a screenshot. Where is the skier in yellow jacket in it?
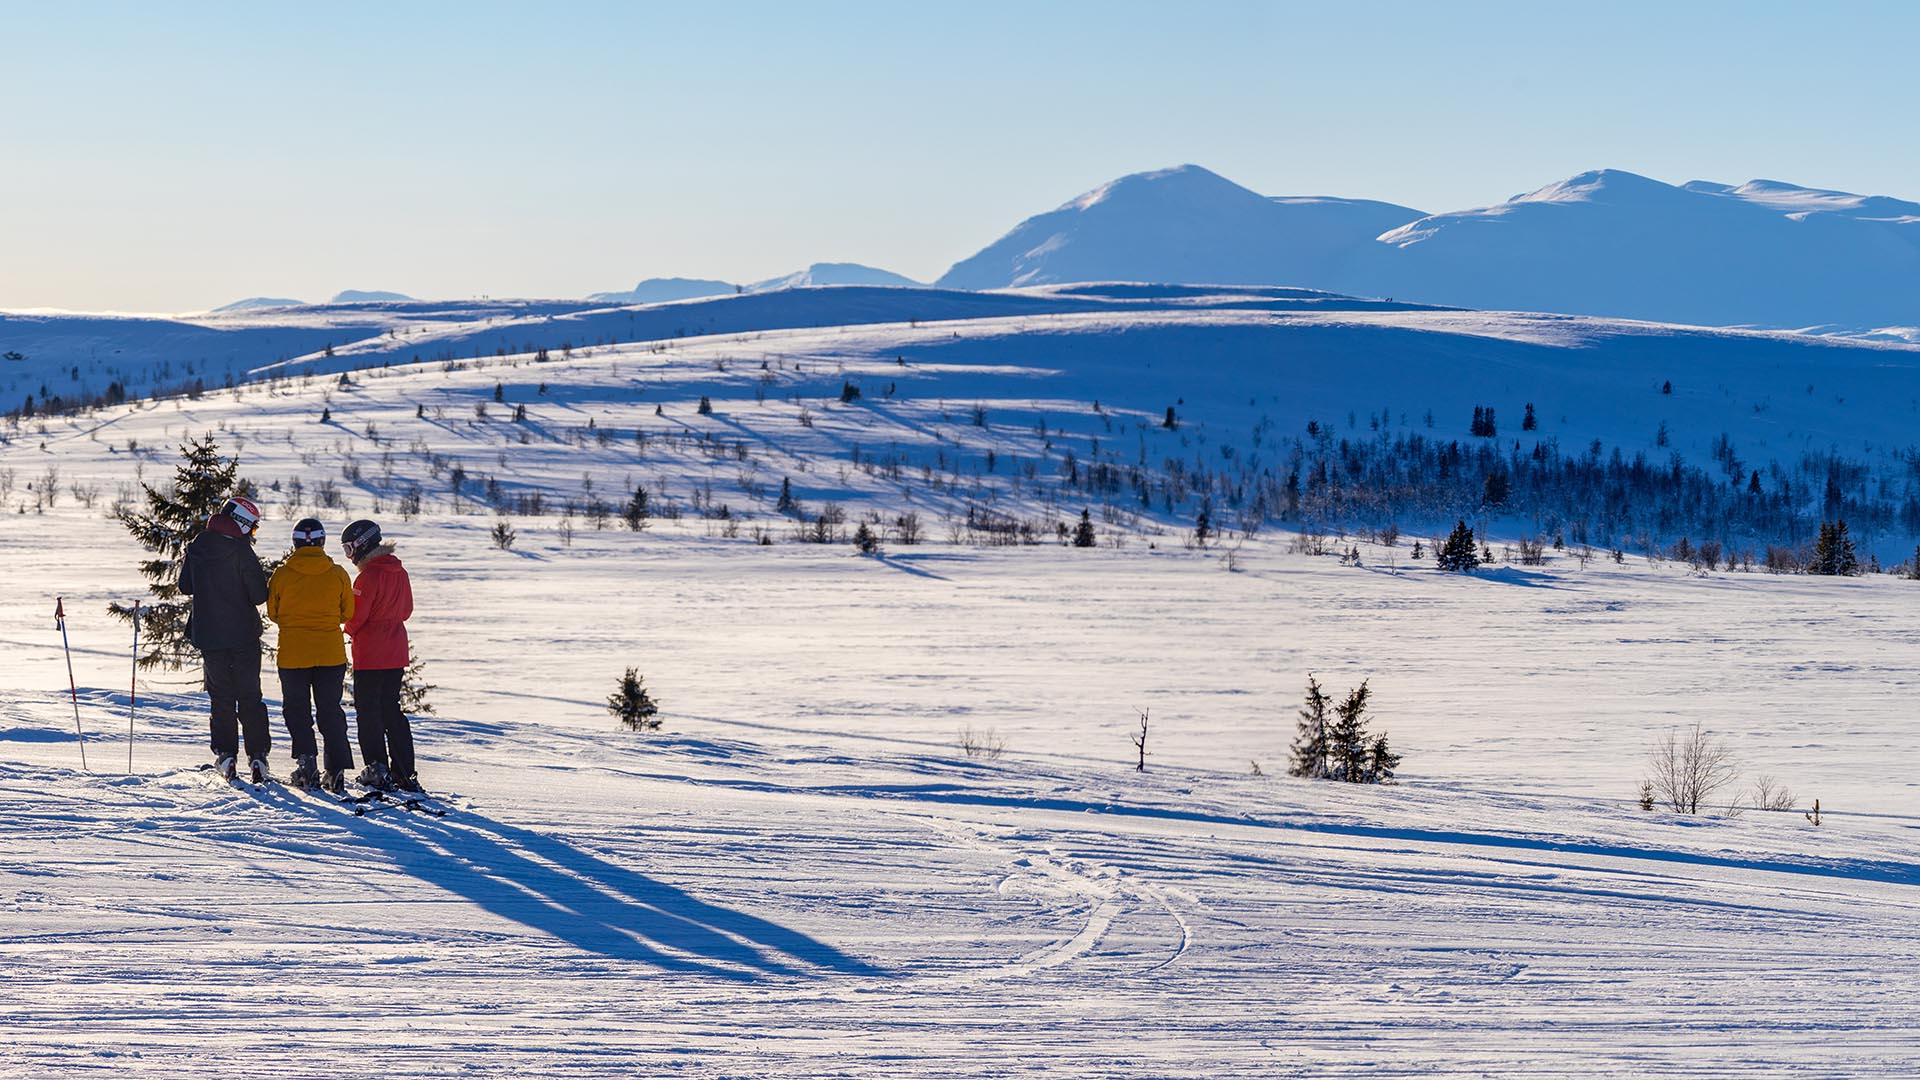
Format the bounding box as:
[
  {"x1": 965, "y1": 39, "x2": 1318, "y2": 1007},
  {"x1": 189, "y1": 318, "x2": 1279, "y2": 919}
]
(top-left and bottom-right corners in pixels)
[{"x1": 267, "y1": 518, "x2": 356, "y2": 791}]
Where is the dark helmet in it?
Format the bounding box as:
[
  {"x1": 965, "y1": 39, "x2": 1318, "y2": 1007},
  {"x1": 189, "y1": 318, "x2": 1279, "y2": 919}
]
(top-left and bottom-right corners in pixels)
[
  {"x1": 220, "y1": 495, "x2": 262, "y2": 535},
  {"x1": 341, "y1": 519, "x2": 383, "y2": 562},
  {"x1": 292, "y1": 518, "x2": 326, "y2": 548}
]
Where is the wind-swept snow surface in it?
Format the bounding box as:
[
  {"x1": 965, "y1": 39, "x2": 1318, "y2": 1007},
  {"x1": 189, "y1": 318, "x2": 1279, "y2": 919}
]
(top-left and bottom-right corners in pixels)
[{"x1": 3, "y1": 516, "x2": 1920, "y2": 1076}]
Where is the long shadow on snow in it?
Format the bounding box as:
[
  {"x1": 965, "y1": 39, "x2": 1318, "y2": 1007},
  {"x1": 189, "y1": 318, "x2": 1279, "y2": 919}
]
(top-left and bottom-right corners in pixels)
[
  {"x1": 635, "y1": 778, "x2": 1920, "y2": 890},
  {"x1": 258, "y1": 786, "x2": 883, "y2": 981}
]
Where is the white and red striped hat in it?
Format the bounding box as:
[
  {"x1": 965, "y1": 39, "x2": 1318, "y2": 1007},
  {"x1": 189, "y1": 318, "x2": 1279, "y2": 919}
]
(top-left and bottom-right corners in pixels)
[{"x1": 221, "y1": 496, "x2": 262, "y2": 534}]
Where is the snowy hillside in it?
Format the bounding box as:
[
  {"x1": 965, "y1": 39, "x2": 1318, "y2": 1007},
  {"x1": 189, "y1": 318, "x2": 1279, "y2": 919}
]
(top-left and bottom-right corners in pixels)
[
  {"x1": 1375, "y1": 169, "x2": 1920, "y2": 328},
  {"x1": 11, "y1": 283, "x2": 1916, "y2": 558},
  {"x1": 940, "y1": 165, "x2": 1920, "y2": 331},
  {"x1": 936, "y1": 164, "x2": 1423, "y2": 292},
  {"x1": 5, "y1": 285, "x2": 1920, "y2": 1074},
  {"x1": 0, "y1": 299, "x2": 612, "y2": 407}
]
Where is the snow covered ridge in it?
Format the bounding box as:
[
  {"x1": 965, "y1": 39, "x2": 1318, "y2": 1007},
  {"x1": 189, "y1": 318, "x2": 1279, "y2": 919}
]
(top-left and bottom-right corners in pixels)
[
  {"x1": 938, "y1": 164, "x2": 1920, "y2": 330},
  {"x1": 6, "y1": 291, "x2": 1918, "y2": 561},
  {"x1": 0, "y1": 283, "x2": 1430, "y2": 406}
]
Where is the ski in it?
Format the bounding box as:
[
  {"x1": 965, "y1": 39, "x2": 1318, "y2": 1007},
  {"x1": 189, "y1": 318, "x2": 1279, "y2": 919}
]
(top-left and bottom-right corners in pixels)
[{"x1": 338, "y1": 788, "x2": 450, "y2": 817}]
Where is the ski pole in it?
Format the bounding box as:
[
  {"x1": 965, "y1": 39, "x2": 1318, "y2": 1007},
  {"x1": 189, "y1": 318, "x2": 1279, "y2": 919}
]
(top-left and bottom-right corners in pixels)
[
  {"x1": 55, "y1": 597, "x2": 88, "y2": 772},
  {"x1": 128, "y1": 600, "x2": 140, "y2": 773}
]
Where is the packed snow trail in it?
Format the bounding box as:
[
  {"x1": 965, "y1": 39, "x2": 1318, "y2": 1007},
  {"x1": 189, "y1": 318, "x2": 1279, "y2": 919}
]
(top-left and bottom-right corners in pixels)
[{"x1": 5, "y1": 721, "x2": 1920, "y2": 1077}]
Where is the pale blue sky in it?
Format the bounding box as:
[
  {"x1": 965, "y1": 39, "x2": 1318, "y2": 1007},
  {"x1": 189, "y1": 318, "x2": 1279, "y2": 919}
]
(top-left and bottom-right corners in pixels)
[{"x1": 4, "y1": 1, "x2": 1915, "y2": 311}]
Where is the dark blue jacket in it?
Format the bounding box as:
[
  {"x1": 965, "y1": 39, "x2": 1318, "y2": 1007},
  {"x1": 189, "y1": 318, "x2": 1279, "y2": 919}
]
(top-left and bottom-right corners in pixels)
[{"x1": 179, "y1": 517, "x2": 267, "y2": 651}]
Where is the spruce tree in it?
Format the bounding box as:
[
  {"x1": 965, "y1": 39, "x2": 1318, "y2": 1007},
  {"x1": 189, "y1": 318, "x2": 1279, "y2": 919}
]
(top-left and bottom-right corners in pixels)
[
  {"x1": 1833, "y1": 520, "x2": 1858, "y2": 576},
  {"x1": 623, "y1": 485, "x2": 650, "y2": 531},
  {"x1": 400, "y1": 646, "x2": 437, "y2": 715},
  {"x1": 1072, "y1": 509, "x2": 1097, "y2": 548},
  {"x1": 1287, "y1": 674, "x2": 1332, "y2": 778},
  {"x1": 1436, "y1": 520, "x2": 1480, "y2": 572},
  {"x1": 1810, "y1": 520, "x2": 1859, "y2": 576},
  {"x1": 607, "y1": 667, "x2": 661, "y2": 730},
  {"x1": 1327, "y1": 680, "x2": 1372, "y2": 782},
  {"x1": 776, "y1": 477, "x2": 796, "y2": 514},
  {"x1": 109, "y1": 432, "x2": 242, "y2": 670},
  {"x1": 1366, "y1": 733, "x2": 1401, "y2": 784},
  {"x1": 1194, "y1": 507, "x2": 1212, "y2": 547}
]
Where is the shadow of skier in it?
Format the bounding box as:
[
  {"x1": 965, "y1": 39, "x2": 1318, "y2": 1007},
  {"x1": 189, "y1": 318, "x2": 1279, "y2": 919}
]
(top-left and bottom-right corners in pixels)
[{"x1": 259, "y1": 786, "x2": 884, "y2": 981}]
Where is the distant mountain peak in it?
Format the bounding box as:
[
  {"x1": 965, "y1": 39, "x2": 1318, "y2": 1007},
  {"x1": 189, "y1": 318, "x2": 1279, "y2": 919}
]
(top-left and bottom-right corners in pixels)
[
  {"x1": 212, "y1": 296, "x2": 307, "y2": 313},
  {"x1": 330, "y1": 289, "x2": 414, "y2": 304},
  {"x1": 1512, "y1": 169, "x2": 1683, "y2": 206},
  {"x1": 588, "y1": 277, "x2": 737, "y2": 305},
  {"x1": 747, "y1": 263, "x2": 920, "y2": 293},
  {"x1": 1067, "y1": 164, "x2": 1251, "y2": 211},
  {"x1": 938, "y1": 166, "x2": 1423, "y2": 292}
]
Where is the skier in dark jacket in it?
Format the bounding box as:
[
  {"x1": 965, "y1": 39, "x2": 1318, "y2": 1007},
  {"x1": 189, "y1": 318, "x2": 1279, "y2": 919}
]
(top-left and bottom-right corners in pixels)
[
  {"x1": 178, "y1": 495, "x2": 272, "y2": 782},
  {"x1": 341, "y1": 518, "x2": 419, "y2": 792}
]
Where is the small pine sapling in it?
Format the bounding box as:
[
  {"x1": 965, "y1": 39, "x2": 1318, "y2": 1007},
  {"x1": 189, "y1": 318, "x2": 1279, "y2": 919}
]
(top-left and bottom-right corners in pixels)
[
  {"x1": 608, "y1": 668, "x2": 661, "y2": 731},
  {"x1": 401, "y1": 647, "x2": 437, "y2": 716},
  {"x1": 1366, "y1": 733, "x2": 1400, "y2": 784},
  {"x1": 1436, "y1": 520, "x2": 1480, "y2": 572},
  {"x1": 623, "y1": 485, "x2": 651, "y2": 531},
  {"x1": 1072, "y1": 509, "x2": 1096, "y2": 548}
]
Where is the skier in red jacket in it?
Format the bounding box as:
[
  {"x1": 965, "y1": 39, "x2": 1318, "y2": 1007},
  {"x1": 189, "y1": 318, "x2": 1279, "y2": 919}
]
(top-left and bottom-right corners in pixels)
[{"x1": 340, "y1": 519, "x2": 419, "y2": 792}]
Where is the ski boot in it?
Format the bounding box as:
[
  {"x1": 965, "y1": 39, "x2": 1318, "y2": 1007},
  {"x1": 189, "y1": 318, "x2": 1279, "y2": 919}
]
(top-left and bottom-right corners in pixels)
[
  {"x1": 320, "y1": 769, "x2": 346, "y2": 795},
  {"x1": 391, "y1": 771, "x2": 424, "y2": 794},
  {"x1": 213, "y1": 754, "x2": 237, "y2": 781},
  {"x1": 289, "y1": 755, "x2": 320, "y2": 789},
  {"x1": 355, "y1": 762, "x2": 393, "y2": 791},
  {"x1": 249, "y1": 756, "x2": 272, "y2": 784}
]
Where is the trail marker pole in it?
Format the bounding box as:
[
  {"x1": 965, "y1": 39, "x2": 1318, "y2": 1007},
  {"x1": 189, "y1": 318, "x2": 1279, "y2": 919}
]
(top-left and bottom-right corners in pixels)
[
  {"x1": 55, "y1": 598, "x2": 88, "y2": 772},
  {"x1": 128, "y1": 601, "x2": 140, "y2": 773}
]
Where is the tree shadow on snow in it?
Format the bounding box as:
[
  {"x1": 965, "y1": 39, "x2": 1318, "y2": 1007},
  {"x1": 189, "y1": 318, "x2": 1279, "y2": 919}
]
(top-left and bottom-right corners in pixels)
[
  {"x1": 872, "y1": 552, "x2": 952, "y2": 581},
  {"x1": 260, "y1": 787, "x2": 883, "y2": 981}
]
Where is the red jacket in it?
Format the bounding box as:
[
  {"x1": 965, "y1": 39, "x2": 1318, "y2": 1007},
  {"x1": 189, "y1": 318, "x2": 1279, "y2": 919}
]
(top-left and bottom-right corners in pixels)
[{"x1": 345, "y1": 550, "x2": 412, "y2": 670}]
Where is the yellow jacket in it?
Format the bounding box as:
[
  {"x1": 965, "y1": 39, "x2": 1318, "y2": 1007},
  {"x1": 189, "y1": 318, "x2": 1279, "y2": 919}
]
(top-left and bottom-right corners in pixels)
[{"x1": 267, "y1": 546, "x2": 354, "y2": 669}]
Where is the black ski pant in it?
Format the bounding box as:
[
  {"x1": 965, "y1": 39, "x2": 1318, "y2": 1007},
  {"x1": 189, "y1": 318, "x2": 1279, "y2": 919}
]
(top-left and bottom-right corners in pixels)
[
  {"x1": 353, "y1": 667, "x2": 415, "y2": 777},
  {"x1": 279, "y1": 664, "x2": 354, "y2": 773},
  {"x1": 203, "y1": 645, "x2": 271, "y2": 761}
]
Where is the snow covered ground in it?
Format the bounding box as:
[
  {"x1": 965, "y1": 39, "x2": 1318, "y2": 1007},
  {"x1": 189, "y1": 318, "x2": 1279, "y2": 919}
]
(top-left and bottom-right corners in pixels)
[
  {"x1": 4, "y1": 507, "x2": 1919, "y2": 1076},
  {"x1": 3, "y1": 300, "x2": 1919, "y2": 1076}
]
